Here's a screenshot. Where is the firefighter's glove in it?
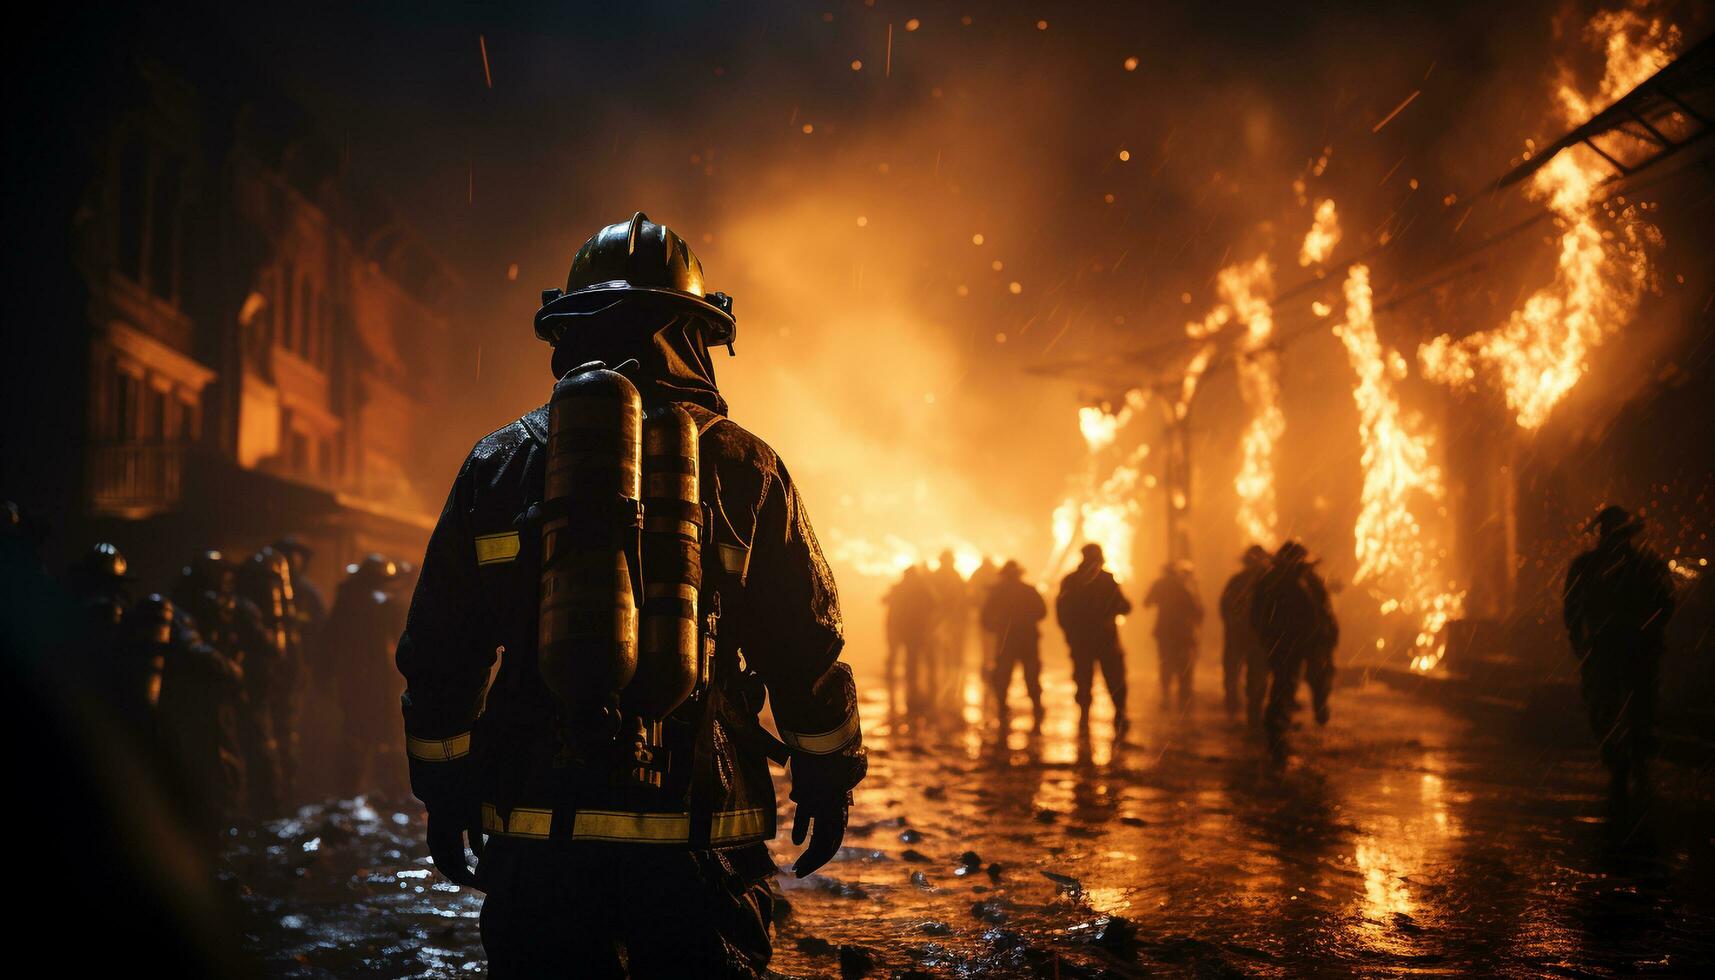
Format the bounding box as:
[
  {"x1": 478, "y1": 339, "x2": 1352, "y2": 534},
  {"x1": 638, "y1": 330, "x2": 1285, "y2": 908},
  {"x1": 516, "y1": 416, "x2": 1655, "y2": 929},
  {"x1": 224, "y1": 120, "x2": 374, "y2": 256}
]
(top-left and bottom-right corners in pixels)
[
  {"x1": 788, "y1": 747, "x2": 867, "y2": 878},
  {"x1": 426, "y1": 802, "x2": 485, "y2": 889}
]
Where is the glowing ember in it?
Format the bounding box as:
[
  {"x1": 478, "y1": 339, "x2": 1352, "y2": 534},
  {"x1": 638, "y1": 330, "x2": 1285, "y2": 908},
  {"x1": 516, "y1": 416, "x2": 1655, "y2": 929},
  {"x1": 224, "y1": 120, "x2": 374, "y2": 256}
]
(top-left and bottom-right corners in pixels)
[
  {"x1": 1418, "y1": 8, "x2": 1673, "y2": 429},
  {"x1": 1298, "y1": 198, "x2": 1342, "y2": 266},
  {"x1": 1338, "y1": 264, "x2": 1464, "y2": 671}
]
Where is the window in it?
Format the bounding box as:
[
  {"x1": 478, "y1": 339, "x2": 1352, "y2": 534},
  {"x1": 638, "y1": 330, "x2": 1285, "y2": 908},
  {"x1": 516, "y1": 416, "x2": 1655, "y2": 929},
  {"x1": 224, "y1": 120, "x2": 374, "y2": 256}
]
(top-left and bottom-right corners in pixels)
[
  {"x1": 113, "y1": 133, "x2": 186, "y2": 304},
  {"x1": 116, "y1": 140, "x2": 147, "y2": 282},
  {"x1": 147, "y1": 157, "x2": 181, "y2": 302},
  {"x1": 113, "y1": 371, "x2": 138, "y2": 441}
]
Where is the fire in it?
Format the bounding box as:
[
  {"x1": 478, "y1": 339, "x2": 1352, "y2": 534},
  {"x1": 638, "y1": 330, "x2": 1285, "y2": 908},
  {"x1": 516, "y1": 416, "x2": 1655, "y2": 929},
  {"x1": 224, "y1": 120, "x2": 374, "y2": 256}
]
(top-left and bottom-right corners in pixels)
[
  {"x1": 1048, "y1": 392, "x2": 1150, "y2": 584},
  {"x1": 1337, "y1": 264, "x2": 1465, "y2": 671},
  {"x1": 1223, "y1": 257, "x2": 1284, "y2": 549},
  {"x1": 1418, "y1": 6, "x2": 1673, "y2": 429},
  {"x1": 1299, "y1": 198, "x2": 1341, "y2": 267}
]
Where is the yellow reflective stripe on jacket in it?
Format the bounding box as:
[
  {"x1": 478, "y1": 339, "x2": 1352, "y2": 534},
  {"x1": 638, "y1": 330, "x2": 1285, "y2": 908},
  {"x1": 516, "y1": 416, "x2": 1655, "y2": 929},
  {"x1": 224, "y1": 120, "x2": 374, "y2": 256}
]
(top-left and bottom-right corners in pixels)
[
  {"x1": 406, "y1": 731, "x2": 472, "y2": 762},
  {"x1": 474, "y1": 531, "x2": 521, "y2": 566},
  {"x1": 480, "y1": 804, "x2": 769, "y2": 844},
  {"x1": 778, "y1": 710, "x2": 859, "y2": 755}
]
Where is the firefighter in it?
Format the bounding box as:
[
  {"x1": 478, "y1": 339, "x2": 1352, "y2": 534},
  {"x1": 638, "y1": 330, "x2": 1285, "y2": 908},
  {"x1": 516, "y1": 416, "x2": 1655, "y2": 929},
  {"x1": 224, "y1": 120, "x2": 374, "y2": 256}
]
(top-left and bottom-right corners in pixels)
[
  {"x1": 968, "y1": 557, "x2": 1001, "y2": 710},
  {"x1": 887, "y1": 564, "x2": 939, "y2": 718},
  {"x1": 236, "y1": 547, "x2": 298, "y2": 809},
  {"x1": 1057, "y1": 544, "x2": 1132, "y2": 736},
  {"x1": 113, "y1": 592, "x2": 174, "y2": 736},
  {"x1": 981, "y1": 560, "x2": 1046, "y2": 731},
  {"x1": 325, "y1": 553, "x2": 408, "y2": 798},
  {"x1": 162, "y1": 552, "x2": 250, "y2": 831},
  {"x1": 64, "y1": 542, "x2": 133, "y2": 677},
  {"x1": 1143, "y1": 560, "x2": 1203, "y2": 713},
  {"x1": 929, "y1": 550, "x2": 970, "y2": 713},
  {"x1": 396, "y1": 213, "x2": 865, "y2": 978},
  {"x1": 1563, "y1": 505, "x2": 1676, "y2": 803},
  {"x1": 883, "y1": 565, "x2": 934, "y2": 715},
  {"x1": 1250, "y1": 540, "x2": 1338, "y2": 762},
  {"x1": 1219, "y1": 546, "x2": 1272, "y2": 726}
]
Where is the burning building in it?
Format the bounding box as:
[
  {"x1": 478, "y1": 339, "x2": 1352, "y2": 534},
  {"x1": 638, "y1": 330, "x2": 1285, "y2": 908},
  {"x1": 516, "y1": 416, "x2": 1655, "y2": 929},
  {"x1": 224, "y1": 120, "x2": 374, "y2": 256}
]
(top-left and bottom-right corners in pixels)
[{"x1": 3, "y1": 30, "x2": 471, "y2": 589}]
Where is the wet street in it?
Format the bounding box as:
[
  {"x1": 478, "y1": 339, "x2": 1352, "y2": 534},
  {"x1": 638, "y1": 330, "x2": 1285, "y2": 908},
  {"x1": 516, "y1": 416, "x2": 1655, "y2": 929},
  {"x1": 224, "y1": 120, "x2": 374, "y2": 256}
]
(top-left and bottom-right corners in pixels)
[{"x1": 234, "y1": 668, "x2": 1715, "y2": 977}]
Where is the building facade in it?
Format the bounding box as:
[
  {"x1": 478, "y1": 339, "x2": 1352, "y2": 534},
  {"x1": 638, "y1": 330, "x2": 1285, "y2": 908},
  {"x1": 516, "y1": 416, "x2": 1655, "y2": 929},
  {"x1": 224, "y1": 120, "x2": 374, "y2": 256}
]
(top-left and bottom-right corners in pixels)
[{"x1": 8, "y1": 48, "x2": 467, "y2": 593}]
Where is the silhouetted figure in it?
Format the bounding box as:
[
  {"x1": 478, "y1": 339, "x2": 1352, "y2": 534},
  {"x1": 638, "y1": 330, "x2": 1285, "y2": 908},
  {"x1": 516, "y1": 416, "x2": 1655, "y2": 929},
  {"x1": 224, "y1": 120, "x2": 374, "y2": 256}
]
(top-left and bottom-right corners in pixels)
[
  {"x1": 1251, "y1": 541, "x2": 1337, "y2": 761},
  {"x1": 1220, "y1": 546, "x2": 1272, "y2": 726},
  {"x1": 930, "y1": 551, "x2": 971, "y2": 711},
  {"x1": 982, "y1": 560, "x2": 1046, "y2": 730},
  {"x1": 1144, "y1": 561, "x2": 1204, "y2": 712},
  {"x1": 884, "y1": 566, "x2": 929, "y2": 714},
  {"x1": 114, "y1": 592, "x2": 174, "y2": 737},
  {"x1": 237, "y1": 548, "x2": 296, "y2": 812},
  {"x1": 1058, "y1": 544, "x2": 1132, "y2": 735},
  {"x1": 968, "y1": 557, "x2": 1001, "y2": 708},
  {"x1": 890, "y1": 564, "x2": 940, "y2": 717},
  {"x1": 64, "y1": 542, "x2": 132, "y2": 681},
  {"x1": 1564, "y1": 505, "x2": 1676, "y2": 804},
  {"x1": 163, "y1": 552, "x2": 250, "y2": 832},
  {"x1": 325, "y1": 553, "x2": 406, "y2": 797}
]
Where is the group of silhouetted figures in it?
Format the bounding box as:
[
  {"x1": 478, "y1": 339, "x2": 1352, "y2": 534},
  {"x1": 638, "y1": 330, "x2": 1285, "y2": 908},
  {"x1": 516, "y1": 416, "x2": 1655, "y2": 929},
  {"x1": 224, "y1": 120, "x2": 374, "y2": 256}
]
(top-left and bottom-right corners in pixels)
[
  {"x1": 885, "y1": 505, "x2": 1679, "y2": 786},
  {"x1": 4, "y1": 502, "x2": 422, "y2": 839},
  {"x1": 883, "y1": 539, "x2": 1340, "y2": 759}
]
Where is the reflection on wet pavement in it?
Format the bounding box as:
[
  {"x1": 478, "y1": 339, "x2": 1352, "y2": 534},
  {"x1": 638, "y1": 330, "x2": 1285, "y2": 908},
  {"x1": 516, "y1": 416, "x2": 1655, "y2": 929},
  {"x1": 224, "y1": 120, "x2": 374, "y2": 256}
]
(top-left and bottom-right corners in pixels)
[{"x1": 238, "y1": 669, "x2": 1715, "y2": 977}]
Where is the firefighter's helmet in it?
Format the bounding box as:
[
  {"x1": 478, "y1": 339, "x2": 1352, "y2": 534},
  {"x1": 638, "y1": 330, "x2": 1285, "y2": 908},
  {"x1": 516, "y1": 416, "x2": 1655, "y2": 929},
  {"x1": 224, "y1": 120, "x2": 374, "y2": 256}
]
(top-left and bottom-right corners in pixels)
[
  {"x1": 77, "y1": 542, "x2": 132, "y2": 582},
  {"x1": 180, "y1": 549, "x2": 235, "y2": 595},
  {"x1": 345, "y1": 552, "x2": 398, "y2": 585},
  {"x1": 535, "y1": 212, "x2": 736, "y2": 350},
  {"x1": 1587, "y1": 504, "x2": 1642, "y2": 539}
]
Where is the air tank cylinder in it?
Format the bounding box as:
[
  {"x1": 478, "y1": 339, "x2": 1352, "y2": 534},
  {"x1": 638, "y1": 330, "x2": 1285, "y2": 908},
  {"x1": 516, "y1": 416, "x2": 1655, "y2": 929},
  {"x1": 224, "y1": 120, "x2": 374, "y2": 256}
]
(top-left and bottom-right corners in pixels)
[{"x1": 538, "y1": 362, "x2": 644, "y2": 715}]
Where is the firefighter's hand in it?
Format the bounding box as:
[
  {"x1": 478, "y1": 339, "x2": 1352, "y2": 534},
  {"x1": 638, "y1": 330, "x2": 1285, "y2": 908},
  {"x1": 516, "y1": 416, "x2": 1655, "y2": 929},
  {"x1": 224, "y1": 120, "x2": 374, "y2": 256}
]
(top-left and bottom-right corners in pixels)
[
  {"x1": 426, "y1": 806, "x2": 484, "y2": 888},
  {"x1": 790, "y1": 793, "x2": 849, "y2": 878}
]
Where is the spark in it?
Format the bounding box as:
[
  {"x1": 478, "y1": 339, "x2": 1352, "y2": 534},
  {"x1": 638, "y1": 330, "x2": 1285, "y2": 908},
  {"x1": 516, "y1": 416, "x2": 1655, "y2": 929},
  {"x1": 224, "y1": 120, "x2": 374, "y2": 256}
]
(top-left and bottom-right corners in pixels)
[
  {"x1": 478, "y1": 35, "x2": 492, "y2": 89},
  {"x1": 1370, "y1": 89, "x2": 1419, "y2": 134}
]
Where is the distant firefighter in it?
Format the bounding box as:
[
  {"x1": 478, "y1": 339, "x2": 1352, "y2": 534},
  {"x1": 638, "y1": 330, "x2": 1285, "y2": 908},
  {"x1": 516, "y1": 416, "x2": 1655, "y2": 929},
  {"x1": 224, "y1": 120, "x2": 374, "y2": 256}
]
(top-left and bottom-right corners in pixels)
[
  {"x1": 238, "y1": 547, "x2": 299, "y2": 809},
  {"x1": 1563, "y1": 506, "x2": 1676, "y2": 803},
  {"x1": 968, "y1": 557, "x2": 1001, "y2": 706},
  {"x1": 1250, "y1": 540, "x2": 1338, "y2": 761},
  {"x1": 930, "y1": 550, "x2": 971, "y2": 711},
  {"x1": 162, "y1": 552, "x2": 250, "y2": 831},
  {"x1": 325, "y1": 553, "x2": 407, "y2": 797},
  {"x1": 883, "y1": 565, "x2": 935, "y2": 715},
  {"x1": 1144, "y1": 560, "x2": 1204, "y2": 713},
  {"x1": 1220, "y1": 546, "x2": 1272, "y2": 726},
  {"x1": 174, "y1": 549, "x2": 282, "y2": 813},
  {"x1": 64, "y1": 542, "x2": 133, "y2": 677},
  {"x1": 981, "y1": 560, "x2": 1047, "y2": 730},
  {"x1": 1057, "y1": 544, "x2": 1133, "y2": 735}
]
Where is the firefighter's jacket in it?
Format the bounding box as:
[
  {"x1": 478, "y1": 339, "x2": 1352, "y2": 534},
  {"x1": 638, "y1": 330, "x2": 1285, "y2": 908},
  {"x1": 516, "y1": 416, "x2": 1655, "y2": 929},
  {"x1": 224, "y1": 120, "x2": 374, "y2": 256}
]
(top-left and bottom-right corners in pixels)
[{"x1": 397, "y1": 401, "x2": 861, "y2": 849}]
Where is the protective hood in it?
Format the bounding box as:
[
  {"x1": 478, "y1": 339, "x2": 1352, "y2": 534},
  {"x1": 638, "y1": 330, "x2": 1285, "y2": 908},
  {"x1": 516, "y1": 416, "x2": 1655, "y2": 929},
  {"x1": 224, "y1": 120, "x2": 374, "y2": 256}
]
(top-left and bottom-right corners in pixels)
[{"x1": 549, "y1": 307, "x2": 728, "y2": 416}]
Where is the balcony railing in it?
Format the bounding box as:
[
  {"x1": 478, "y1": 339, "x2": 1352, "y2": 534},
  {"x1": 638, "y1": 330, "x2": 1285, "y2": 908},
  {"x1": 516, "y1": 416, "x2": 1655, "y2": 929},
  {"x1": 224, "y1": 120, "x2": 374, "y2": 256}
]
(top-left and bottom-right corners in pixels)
[{"x1": 88, "y1": 442, "x2": 185, "y2": 517}]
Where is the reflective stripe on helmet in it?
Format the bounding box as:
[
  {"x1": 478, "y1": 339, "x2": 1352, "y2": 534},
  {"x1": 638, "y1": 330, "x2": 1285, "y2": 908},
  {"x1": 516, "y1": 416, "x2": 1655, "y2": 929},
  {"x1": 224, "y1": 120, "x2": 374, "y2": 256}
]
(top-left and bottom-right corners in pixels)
[
  {"x1": 406, "y1": 731, "x2": 472, "y2": 762},
  {"x1": 479, "y1": 803, "x2": 769, "y2": 844},
  {"x1": 474, "y1": 531, "x2": 521, "y2": 565},
  {"x1": 778, "y1": 710, "x2": 859, "y2": 755}
]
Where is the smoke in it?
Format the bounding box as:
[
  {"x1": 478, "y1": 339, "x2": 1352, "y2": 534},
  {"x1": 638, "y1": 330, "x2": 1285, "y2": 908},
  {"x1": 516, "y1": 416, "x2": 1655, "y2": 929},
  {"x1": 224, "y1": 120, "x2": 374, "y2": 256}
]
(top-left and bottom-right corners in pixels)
[{"x1": 205, "y1": 0, "x2": 1712, "y2": 669}]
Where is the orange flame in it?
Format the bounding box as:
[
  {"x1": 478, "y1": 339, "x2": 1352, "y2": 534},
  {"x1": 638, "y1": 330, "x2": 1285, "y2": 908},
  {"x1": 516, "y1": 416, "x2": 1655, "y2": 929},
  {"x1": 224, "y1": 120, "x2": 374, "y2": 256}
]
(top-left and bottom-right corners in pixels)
[
  {"x1": 1338, "y1": 264, "x2": 1464, "y2": 671},
  {"x1": 1418, "y1": 7, "x2": 1673, "y2": 429},
  {"x1": 1048, "y1": 392, "x2": 1150, "y2": 584}
]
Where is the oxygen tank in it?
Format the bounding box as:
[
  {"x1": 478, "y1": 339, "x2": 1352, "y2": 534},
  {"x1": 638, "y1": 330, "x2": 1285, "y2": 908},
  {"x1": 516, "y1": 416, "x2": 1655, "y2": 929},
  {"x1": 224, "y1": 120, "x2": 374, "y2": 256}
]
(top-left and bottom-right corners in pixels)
[
  {"x1": 626, "y1": 403, "x2": 703, "y2": 719},
  {"x1": 538, "y1": 362, "x2": 644, "y2": 714}
]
